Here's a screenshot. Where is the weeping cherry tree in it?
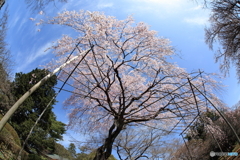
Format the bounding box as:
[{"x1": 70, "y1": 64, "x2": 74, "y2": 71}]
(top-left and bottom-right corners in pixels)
[{"x1": 35, "y1": 10, "x2": 224, "y2": 160}]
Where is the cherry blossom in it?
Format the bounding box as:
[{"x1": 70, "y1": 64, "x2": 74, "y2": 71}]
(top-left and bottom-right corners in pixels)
[{"x1": 38, "y1": 10, "x2": 224, "y2": 160}]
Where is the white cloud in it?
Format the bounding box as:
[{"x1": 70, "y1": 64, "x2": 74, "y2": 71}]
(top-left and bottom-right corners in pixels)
[
  {"x1": 9, "y1": 15, "x2": 20, "y2": 29},
  {"x1": 186, "y1": 5, "x2": 204, "y2": 11},
  {"x1": 131, "y1": 0, "x2": 185, "y2": 10},
  {"x1": 26, "y1": 42, "x2": 52, "y2": 65},
  {"x1": 97, "y1": 2, "x2": 113, "y2": 9},
  {"x1": 139, "y1": 0, "x2": 181, "y2": 5},
  {"x1": 124, "y1": 0, "x2": 199, "y2": 19},
  {"x1": 16, "y1": 42, "x2": 53, "y2": 72},
  {"x1": 184, "y1": 16, "x2": 209, "y2": 25}
]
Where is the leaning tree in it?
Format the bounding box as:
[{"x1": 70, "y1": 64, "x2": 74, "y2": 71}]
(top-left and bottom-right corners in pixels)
[{"x1": 36, "y1": 10, "x2": 224, "y2": 160}]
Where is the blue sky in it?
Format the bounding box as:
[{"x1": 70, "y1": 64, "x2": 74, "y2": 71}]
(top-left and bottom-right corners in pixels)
[{"x1": 4, "y1": 0, "x2": 240, "y2": 154}]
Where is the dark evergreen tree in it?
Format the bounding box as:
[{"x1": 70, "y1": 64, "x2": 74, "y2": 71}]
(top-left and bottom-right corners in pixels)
[{"x1": 10, "y1": 68, "x2": 65, "y2": 154}]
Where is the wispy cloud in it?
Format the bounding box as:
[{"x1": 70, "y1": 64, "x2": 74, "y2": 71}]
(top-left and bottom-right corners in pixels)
[
  {"x1": 123, "y1": 0, "x2": 200, "y2": 19},
  {"x1": 16, "y1": 42, "x2": 53, "y2": 72},
  {"x1": 184, "y1": 16, "x2": 209, "y2": 25},
  {"x1": 26, "y1": 42, "x2": 52, "y2": 65},
  {"x1": 9, "y1": 14, "x2": 20, "y2": 29},
  {"x1": 187, "y1": 5, "x2": 204, "y2": 11},
  {"x1": 137, "y1": 0, "x2": 181, "y2": 6},
  {"x1": 97, "y1": 2, "x2": 113, "y2": 9}
]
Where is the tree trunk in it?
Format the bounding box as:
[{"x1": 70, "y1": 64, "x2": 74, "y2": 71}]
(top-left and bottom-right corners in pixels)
[{"x1": 94, "y1": 120, "x2": 124, "y2": 160}]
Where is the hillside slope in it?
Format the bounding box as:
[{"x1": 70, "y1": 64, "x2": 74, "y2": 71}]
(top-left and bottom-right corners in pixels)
[{"x1": 0, "y1": 114, "x2": 28, "y2": 160}]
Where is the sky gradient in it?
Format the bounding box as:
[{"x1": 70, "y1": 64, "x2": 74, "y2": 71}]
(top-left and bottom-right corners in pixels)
[{"x1": 4, "y1": 0, "x2": 240, "y2": 152}]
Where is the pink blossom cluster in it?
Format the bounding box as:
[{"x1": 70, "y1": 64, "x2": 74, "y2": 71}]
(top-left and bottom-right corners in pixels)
[{"x1": 37, "y1": 10, "x2": 224, "y2": 134}]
